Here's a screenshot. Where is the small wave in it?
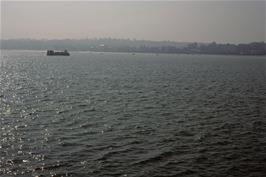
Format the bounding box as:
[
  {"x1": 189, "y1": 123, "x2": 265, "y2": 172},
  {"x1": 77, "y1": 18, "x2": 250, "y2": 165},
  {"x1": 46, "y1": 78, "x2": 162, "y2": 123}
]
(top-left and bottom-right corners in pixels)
[{"x1": 132, "y1": 150, "x2": 175, "y2": 166}]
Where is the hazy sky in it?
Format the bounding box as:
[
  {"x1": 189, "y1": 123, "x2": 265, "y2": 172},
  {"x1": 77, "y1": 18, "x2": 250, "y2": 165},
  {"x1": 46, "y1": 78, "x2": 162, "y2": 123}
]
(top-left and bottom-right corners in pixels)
[{"x1": 1, "y1": 1, "x2": 265, "y2": 43}]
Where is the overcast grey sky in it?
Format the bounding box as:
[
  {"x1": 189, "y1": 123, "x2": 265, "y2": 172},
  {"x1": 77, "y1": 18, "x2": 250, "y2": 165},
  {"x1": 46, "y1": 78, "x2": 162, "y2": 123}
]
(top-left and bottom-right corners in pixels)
[{"x1": 1, "y1": 1, "x2": 265, "y2": 43}]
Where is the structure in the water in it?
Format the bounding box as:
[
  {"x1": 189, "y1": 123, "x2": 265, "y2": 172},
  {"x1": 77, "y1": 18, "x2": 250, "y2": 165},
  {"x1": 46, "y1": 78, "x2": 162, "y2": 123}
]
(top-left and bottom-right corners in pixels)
[{"x1": 47, "y1": 50, "x2": 70, "y2": 56}]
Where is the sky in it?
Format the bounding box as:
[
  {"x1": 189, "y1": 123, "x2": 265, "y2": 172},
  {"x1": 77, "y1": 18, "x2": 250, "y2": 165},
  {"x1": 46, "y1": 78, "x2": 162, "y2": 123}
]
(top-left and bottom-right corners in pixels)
[{"x1": 1, "y1": 0, "x2": 265, "y2": 43}]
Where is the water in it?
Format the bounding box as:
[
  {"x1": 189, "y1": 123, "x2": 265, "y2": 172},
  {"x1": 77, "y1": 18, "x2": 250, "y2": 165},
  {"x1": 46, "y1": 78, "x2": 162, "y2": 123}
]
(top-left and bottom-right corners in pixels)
[{"x1": 0, "y1": 50, "x2": 266, "y2": 177}]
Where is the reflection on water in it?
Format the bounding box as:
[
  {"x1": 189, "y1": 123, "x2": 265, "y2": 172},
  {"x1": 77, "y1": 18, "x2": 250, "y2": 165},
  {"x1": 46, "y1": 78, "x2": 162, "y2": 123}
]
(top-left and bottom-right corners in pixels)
[{"x1": 0, "y1": 50, "x2": 265, "y2": 177}]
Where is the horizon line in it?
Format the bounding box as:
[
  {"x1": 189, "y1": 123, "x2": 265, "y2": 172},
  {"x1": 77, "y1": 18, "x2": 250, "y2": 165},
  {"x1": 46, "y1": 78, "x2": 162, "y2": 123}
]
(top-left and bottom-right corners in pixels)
[{"x1": 1, "y1": 37, "x2": 265, "y2": 45}]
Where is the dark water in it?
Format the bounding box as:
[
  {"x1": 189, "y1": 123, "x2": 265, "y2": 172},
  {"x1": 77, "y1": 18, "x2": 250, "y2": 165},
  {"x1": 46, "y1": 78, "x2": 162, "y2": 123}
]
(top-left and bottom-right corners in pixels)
[{"x1": 1, "y1": 50, "x2": 266, "y2": 177}]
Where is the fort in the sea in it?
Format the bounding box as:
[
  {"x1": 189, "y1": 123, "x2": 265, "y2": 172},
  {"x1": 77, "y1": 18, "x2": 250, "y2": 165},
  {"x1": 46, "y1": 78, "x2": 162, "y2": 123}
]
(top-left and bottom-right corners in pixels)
[{"x1": 47, "y1": 50, "x2": 70, "y2": 56}]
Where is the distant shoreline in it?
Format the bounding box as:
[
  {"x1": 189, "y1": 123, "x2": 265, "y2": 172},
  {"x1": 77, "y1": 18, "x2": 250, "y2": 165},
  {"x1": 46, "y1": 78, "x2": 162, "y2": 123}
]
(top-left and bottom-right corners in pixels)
[
  {"x1": 1, "y1": 49, "x2": 265, "y2": 57},
  {"x1": 1, "y1": 39, "x2": 265, "y2": 56}
]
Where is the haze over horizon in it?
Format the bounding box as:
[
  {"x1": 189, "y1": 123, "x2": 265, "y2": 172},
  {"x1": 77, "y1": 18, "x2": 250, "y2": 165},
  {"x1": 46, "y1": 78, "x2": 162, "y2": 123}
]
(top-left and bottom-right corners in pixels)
[{"x1": 1, "y1": 1, "x2": 265, "y2": 44}]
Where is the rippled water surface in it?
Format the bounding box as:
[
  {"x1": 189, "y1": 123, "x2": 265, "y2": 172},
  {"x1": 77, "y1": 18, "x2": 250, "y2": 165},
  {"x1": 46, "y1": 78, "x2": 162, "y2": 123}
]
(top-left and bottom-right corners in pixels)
[{"x1": 1, "y1": 50, "x2": 266, "y2": 177}]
